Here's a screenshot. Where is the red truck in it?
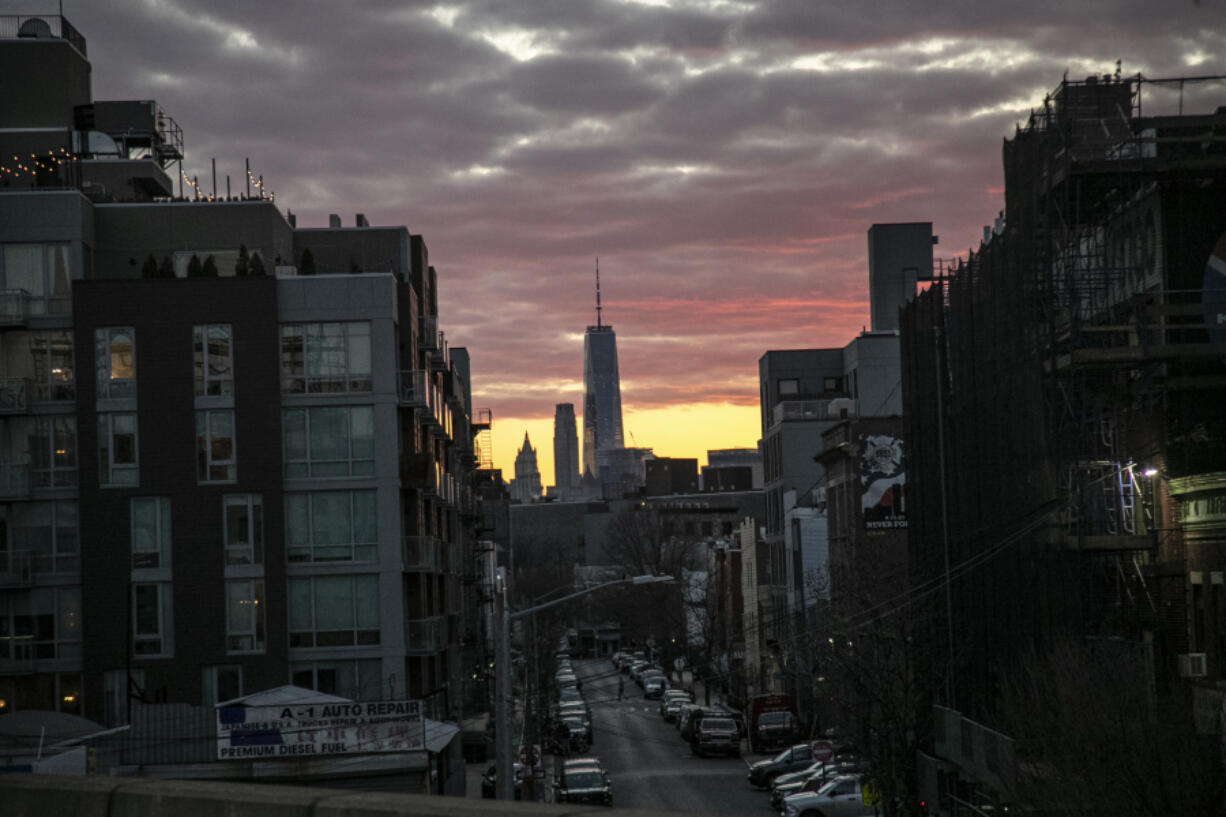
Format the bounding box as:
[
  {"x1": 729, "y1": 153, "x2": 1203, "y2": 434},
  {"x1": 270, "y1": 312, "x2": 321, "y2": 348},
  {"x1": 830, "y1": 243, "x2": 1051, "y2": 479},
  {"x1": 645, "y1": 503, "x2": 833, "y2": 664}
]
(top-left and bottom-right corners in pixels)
[{"x1": 747, "y1": 693, "x2": 799, "y2": 754}]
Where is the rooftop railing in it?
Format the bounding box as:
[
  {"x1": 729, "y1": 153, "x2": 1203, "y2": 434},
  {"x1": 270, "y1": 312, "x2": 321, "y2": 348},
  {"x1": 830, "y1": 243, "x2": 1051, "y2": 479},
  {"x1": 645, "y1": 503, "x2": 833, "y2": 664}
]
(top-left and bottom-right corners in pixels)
[{"x1": 0, "y1": 14, "x2": 87, "y2": 56}]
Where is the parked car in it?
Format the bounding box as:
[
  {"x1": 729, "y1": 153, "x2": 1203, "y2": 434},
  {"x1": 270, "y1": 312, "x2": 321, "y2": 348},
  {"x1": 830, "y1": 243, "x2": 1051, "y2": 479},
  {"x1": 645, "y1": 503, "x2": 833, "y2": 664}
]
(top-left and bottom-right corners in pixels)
[
  {"x1": 660, "y1": 691, "x2": 691, "y2": 721},
  {"x1": 692, "y1": 715, "x2": 740, "y2": 757},
  {"x1": 769, "y1": 759, "x2": 865, "y2": 811},
  {"x1": 746, "y1": 742, "x2": 818, "y2": 788},
  {"x1": 557, "y1": 704, "x2": 593, "y2": 742},
  {"x1": 554, "y1": 758, "x2": 613, "y2": 806},
  {"x1": 782, "y1": 774, "x2": 875, "y2": 817},
  {"x1": 642, "y1": 673, "x2": 667, "y2": 699}
]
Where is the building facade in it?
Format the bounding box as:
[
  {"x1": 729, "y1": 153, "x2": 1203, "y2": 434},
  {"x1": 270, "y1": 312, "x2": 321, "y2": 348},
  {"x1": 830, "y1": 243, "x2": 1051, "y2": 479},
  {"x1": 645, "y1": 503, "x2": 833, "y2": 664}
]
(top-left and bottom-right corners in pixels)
[
  {"x1": 551, "y1": 403, "x2": 579, "y2": 498},
  {"x1": 0, "y1": 17, "x2": 474, "y2": 727}
]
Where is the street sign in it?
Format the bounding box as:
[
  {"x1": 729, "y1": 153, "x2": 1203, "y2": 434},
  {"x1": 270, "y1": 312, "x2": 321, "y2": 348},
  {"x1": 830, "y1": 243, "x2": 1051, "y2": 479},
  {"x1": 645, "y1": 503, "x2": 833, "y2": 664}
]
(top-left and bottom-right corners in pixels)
[
  {"x1": 812, "y1": 740, "x2": 834, "y2": 763},
  {"x1": 518, "y1": 743, "x2": 542, "y2": 767}
]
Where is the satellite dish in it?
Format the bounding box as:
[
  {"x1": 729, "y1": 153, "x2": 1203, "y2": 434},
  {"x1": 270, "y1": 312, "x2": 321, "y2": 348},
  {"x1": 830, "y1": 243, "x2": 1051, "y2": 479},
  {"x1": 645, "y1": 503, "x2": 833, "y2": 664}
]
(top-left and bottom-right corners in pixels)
[{"x1": 18, "y1": 18, "x2": 53, "y2": 38}]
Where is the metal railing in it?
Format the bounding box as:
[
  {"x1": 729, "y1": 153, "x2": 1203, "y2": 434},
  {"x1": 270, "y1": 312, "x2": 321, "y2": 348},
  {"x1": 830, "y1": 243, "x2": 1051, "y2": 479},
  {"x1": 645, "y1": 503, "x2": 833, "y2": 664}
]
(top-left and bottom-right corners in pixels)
[
  {"x1": 397, "y1": 369, "x2": 428, "y2": 407},
  {"x1": 0, "y1": 14, "x2": 87, "y2": 56},
  {"x1": 405, "y1": 615, "x2": 447, "y2": 654},
  {"x1": 0, "y1": 378, "x2": 29, "y2": 413},
  {"x1": 0, "y1": 550, "x2": 32, "y2": 588},
  {"x1": 403, "y1": 535, "x2": 442, "y2": 572},
  {"x1": 0, "y1": 290, "x2": 29, "y2": 326},
  {"x1": 0, "y1": 463, "x2": 33, "y2": 500},
  {"x1": 772, "y1": 399, "x2": 833, "y2": 426}
]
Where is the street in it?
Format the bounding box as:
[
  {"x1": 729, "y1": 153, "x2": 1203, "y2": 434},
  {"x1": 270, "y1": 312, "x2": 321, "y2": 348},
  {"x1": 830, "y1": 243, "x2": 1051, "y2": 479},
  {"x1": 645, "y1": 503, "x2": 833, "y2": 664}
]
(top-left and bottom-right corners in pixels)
[{"x1": 572, "y1": 658, "x2": 773, "y2": 815}]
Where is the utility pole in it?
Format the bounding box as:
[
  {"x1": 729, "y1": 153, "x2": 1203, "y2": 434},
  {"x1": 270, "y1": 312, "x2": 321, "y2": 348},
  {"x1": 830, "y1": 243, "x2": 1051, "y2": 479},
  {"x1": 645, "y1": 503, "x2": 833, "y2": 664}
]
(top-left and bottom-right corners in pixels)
[
  {"x1": 493, "y1": 573, "x2": 674, "y2": 800},
  {"x1": 494, "y1": 568, "x2": 514, "y2": 800}
]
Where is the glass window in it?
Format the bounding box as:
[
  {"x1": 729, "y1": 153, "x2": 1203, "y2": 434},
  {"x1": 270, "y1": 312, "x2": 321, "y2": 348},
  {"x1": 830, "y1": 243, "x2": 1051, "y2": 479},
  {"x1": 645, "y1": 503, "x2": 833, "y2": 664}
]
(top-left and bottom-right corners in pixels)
[
  {"x1": 223, "y1": 494, "x2": 263, "y2": 565},
  {"x1": 225, "y1": 579, "x2": 265, "y2": 653},
  {"x1": 95, "y1": 327, "x2": 136, "y2": 400},
  {"x1": 290, "y1": 659, "x2": 381, "y2": 701},
  {"x1": 99, "y1": 413, "x2": 138, "y2": 486},
  {"x1": 778, "y1": 378, "x2": 799, "y2": 396},
  {"x1": 282, "y1": 406, "x2": 374, "y2": 479},
  {"x1": 287, "y1": 575, "x2": 379, "y2": 648},
  {"x1": 2, "y1": 331, "x2": 74, "y2": 402},
  {"x1": 0, "y1": 587, "x2": 81, "y2": 661},
  {"x1": 27, "y1": 415, "x2": 76, "y2": 488},
  {"x1": 203, "y1": 665, "x2": 242, "y2": 705},
  {"x1": 196, "y1": 410, "x2": 236, "y2": 482},
  {"x1": 1, "y1": 243, "x2": 70, "y2": 316},
  {"x1": 280, "y1": 322, "x2": 372, "y2": 393},
  {"x1": 132, "y1": 582, "x2": 172, "y2": 657},
  {"x1": 11, "y1": 501, "x2": 78, "y2": 573},
  {"x1": 131, "y1": 497, "x2": 170, "y2": 570},
  {"x1": 285, "y1": 490, "x2": 376, "y2": 562},
  {"x1": 193, "y1": 324, "x2": 233, "y2": 397}
]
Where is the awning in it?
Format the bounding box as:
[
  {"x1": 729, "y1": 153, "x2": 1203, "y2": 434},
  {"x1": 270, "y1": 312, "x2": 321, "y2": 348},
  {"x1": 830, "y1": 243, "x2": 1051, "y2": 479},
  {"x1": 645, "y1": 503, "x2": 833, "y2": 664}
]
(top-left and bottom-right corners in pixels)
[{"x1": 424, "y1": 719, "x2": 460, "y2": 753}]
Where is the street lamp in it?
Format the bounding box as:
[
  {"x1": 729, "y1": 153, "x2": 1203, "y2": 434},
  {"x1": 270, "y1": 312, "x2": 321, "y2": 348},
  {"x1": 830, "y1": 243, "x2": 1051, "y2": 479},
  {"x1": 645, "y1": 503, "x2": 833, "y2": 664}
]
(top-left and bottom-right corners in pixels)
[{"x1": 493, "y1": 572, "x2": 674, "y2": 799}]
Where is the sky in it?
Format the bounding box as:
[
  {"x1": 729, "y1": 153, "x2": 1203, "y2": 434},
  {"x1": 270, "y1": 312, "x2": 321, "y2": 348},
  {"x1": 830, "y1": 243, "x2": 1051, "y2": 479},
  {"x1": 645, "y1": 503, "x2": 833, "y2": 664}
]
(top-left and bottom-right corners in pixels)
[{"x1": 53, "y1": 0, "x2": 1224, "y2": 486}]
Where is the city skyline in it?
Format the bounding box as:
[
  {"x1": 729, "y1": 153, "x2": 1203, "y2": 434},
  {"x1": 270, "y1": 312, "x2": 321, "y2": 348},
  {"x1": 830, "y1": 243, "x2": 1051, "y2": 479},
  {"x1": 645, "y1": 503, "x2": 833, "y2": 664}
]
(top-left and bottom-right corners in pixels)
[{"x1": 61, "y1": 1, "x2": 1224, "y2": 482}]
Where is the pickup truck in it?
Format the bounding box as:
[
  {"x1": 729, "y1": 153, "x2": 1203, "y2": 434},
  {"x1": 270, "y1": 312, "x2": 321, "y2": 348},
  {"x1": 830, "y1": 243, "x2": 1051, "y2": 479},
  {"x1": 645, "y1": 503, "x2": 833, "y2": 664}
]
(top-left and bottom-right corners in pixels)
[{"x1": 746, "y1": 741, "x2": 817, "y2": 788}]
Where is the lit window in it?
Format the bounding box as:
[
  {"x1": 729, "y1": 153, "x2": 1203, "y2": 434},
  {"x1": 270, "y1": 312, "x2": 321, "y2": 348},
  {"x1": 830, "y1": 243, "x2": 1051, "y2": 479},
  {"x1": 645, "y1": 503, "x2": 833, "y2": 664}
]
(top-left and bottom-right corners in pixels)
[
  {"x1": 226, "y1": 579, "x2": 265, "y2": 653},
  {"x1": 99, "y1": 413, "x2": 138, "y2": 486},
  {"x1": 196, "y1": 410, "x2": 236, "y2": 482},
  {"x1": 95, "y1": 327, "x2": 135, "y2": 399},
  {"x1": 0, "y1": 586, "x2": 81, "y2": 661},
  {"x1": 26, "y1": 415, "x2": 76, "y2": 488},
  {"x1": 193, "y1": 324, "x2": 233, "y2": 396}
]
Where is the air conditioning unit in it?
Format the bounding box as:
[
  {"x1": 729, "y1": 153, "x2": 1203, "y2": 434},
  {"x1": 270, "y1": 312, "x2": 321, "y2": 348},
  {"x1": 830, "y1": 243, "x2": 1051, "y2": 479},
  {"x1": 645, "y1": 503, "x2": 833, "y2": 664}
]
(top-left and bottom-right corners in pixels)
[{"x1": 1177, "y1": 653, "x2": 1207, "y2": 678}]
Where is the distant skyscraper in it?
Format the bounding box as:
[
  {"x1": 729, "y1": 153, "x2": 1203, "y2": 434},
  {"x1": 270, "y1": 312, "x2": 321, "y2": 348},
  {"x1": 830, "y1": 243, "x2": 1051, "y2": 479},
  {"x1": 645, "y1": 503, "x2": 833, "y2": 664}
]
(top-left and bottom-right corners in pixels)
[
  {"x1": 582, "y1": 260, "x2": 624, "y2": 477},
  {"x1": 553, "y1": 403, "x2": 580, "y2": 495},
  {"x1": 511, "y1": 431, "x2": 543, "y2": 503}
]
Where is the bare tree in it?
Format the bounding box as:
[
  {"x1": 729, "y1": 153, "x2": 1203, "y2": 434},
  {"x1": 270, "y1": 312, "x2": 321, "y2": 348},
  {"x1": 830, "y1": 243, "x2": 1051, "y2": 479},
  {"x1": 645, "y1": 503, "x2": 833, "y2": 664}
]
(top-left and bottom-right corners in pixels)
[{"x1": 998, "y1": 636, "x2": 1226, "y2": 817}]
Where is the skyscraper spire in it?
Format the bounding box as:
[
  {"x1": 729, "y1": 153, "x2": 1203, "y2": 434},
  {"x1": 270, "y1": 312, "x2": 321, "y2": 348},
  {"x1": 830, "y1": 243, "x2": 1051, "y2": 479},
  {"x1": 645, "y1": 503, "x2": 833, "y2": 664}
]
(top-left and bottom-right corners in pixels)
[{"x1": 595, "y1": 257, "x2": 602, "y2": 329}]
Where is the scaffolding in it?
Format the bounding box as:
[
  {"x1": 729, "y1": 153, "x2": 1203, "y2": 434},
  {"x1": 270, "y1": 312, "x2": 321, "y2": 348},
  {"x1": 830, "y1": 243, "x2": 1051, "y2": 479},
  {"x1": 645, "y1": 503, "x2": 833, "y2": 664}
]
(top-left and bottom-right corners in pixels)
[{"x1": 902, "y1": 72, "x2": 1226, "y2": 717}]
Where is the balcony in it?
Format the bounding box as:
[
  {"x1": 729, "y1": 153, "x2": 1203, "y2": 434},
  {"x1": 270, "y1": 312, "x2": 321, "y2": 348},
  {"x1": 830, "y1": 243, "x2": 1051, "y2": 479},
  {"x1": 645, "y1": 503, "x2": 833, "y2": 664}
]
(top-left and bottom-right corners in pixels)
[
  {"x1": 403, "y1": 535, "x2": 442, "y2": 572},
  {"x1": 419, "y1": 316, "x2": 438, "y2": 350},
  {"x1": 0, "y1": 290, "x2": 29, "y2": 326},
  {"x1": 400, "y1": 453, "x2": 439, "y2": 494},
  {"x1": 772, "y1": 399, "x2": 834, "y2": 427},
  {"x1": 0, "y1": 463, "x2": 33, "y2": 500},
  {"x1": 0, "y1": 550, "x2": 32, "y2": 588},
  {"x1": 429, "y1": 333, "x2": 449, "y2": 372},
  {"x1": 405, "y1": 615, "x2": 448, "y2": 655},
  {"x1": 0, "y1": 378, "x2": 29, "y2": 413},
  {"x1": 398, "y1": 370, "x2": 429, "y2": 408}
]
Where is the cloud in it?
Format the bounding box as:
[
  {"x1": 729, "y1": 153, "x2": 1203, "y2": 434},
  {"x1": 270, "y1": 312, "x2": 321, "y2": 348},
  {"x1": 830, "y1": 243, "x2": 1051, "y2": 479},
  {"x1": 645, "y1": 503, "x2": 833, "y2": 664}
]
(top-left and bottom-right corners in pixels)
[{"x1": 66, "y1": 0, "x2": 1226, "y2": 473}]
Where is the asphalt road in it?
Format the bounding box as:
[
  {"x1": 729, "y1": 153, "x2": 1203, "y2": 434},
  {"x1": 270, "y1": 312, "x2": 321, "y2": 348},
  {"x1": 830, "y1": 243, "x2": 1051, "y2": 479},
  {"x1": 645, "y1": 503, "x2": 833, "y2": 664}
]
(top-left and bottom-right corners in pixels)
[{"x1": 572, "y1": 658, "x2": 775, "y2": 815}]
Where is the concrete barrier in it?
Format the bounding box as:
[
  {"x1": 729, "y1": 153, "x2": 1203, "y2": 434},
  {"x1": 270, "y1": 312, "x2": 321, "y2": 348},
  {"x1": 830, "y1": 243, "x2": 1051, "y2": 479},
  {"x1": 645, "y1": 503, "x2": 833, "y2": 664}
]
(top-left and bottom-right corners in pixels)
[{"x1": 1, "y1": 773, "x2": 706, "y2": 817}]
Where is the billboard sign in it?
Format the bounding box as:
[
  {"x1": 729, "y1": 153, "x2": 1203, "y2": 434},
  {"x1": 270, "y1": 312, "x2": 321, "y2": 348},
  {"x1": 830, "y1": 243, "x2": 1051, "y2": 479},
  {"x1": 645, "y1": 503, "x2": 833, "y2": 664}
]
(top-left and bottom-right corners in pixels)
[
  {"x1": 216, "y1": 699, "x2": 424, "y2": 760},
  {"x1": 860, "y1": 433, "x2": 907, "y2": 530}
]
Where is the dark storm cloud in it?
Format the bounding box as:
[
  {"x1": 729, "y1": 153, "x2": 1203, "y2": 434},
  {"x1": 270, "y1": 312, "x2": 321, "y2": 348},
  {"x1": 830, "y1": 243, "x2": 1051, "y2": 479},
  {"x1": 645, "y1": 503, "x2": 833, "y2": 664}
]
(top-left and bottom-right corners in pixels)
[{"x1": 59, "y1": 0, "x2": 1225, "y2": 441}]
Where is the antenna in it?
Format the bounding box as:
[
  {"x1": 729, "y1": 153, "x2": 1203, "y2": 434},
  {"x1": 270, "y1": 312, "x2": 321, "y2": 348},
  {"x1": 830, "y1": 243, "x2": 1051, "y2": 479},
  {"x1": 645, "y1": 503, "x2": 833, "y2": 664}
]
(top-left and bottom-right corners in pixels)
[{"x1": 595, "y1": 257, "x2": 602, "y2": 328}]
